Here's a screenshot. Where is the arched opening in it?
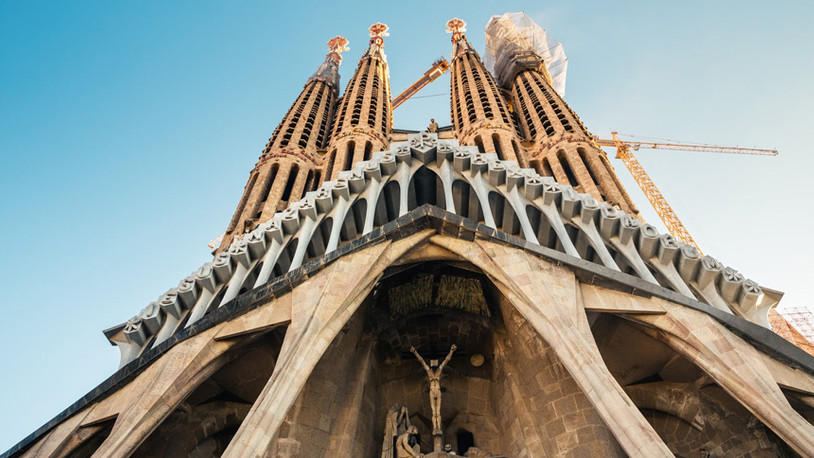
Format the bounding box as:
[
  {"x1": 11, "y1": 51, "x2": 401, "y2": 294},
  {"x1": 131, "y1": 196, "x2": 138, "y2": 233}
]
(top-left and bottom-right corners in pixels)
[
  {"x1": 474, "y1": 136, "x2": 485, "y2": 154},
  {"x1": 556, "y1": 150, "x2": 579, "y2": 188},
  {"x1": 408, "y1": 167, "x2": 446, "y2": 211},
  {"x1": 341, "y1": 199, "x2": 367, "y2": 241},
  {"x1": 272, "y1": 239, "x2": 298, "y2": 278},
  {"x1": 457, "y1": 429, "x2": 475, "y2": 455},
  {"x1": 306, "y1": 217, "x2": 333, "y2": 261},
  {"x1": 364, "y1": 141, "x2": 373, "y2": 161},
  {"x1": 239, "y1": 261, "x2": 264, "y2": 295},
  {"x1": 228, "y1": 173, "x2": 257, "y2": 232},
  {"x1": 492, "y1": 134, "x2": 504, "y2": 160},
  {"x1": 311, "y1": 170, "x2": 322, "y2": 192},
  {"x1": 132, "y1": 331, "x2": 286, "y2": 458},
  {"x1": 259, "y1": 164, "x2": 280, "y2": 204},
  {"x1": 540, "y1": 157, "x2": 554, "y2": 177},
  {"x1": 577, "y1": 147, "x2": 606, "y2": 200},
  {"x1": 325, "y1": 149, "x2": 336, "y2": 181},
  {"x1": 57, "y1": 417, "x2": 117, "y2": 458},
  {"x1": 452, "y1": 180, "x2": 484, "y2": 223},
  {"x1": 488, "y1": 191, "x2": 520, "y2": 235},
  {"x1": 280, "y1": 164, "x2": 299, "y2": 203},
  {"x1": 343, "y1": 140, "x2": 356, "y2": 172},
  {"x1": 589, "y1": 314, "x2": 786, "y2": 456},
  {"x1": 303, "y1": 169, "x2": 315, "y2": 195},
  {"x1": 526, "y1": 205, "x2": 559, "y2": 251},
  {"x1": 374, "y1": 181, "x2": 400, "y2": 226}
]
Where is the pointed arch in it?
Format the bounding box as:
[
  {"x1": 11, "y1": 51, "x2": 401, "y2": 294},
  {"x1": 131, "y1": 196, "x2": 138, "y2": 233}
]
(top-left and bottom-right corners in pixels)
[{"x1": 408, "y1": 167, "x2": 446, "y2": 210}]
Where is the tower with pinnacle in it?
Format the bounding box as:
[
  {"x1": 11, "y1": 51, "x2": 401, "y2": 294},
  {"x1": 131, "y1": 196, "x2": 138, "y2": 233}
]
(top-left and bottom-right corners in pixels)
[
  {"x1": 446, "y1": 18, "x2": 524, "y2": 166},
  {"x1": 6, "y1": 14, "x2": 814, "y2": 458},
  {"x1": 219, "y1": 37, "x2": 348, "y2": 251},
  {"x1": 325, "y1": 23, "x2": 393, "y2": 180}
]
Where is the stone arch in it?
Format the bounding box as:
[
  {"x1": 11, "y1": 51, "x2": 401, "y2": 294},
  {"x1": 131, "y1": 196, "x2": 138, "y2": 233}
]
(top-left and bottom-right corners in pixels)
[
  {"x1": 487, "y1": 191, "x2": 520, "y2": 236},
  {"x1": 273, "y1": 239, "x2": 298, "y2": 277},
  {"x1": 373, "y1": 181, "x2": 400, "y2": 226},
  {"x1": 525, "y1": 205, "x2": 560, "y2": 251},
  {"x1": 132, "y1": 330, "x2": 286, "y2": 457},
  {"x1": 589, "y1": 313, "x2": 787, "y2": 457},
  {"x1": 452, "y1": 179, "x2": 484, "y2": 223},
  {"x1": 408, "y1": 167, "x2": 446, "y2": 211},
  {"x1": 341, "y1": 198, "x2": 367, "y2": 241},
  {"x1": 306, "y1": 216, "x2": 333, "y2": 261}
]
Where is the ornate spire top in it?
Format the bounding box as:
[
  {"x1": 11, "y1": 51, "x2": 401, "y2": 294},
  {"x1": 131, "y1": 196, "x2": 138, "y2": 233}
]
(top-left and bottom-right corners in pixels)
[
  {"x1": 369, "y1": 22, "x2": 389, "y2": 39},
  {"x1": 326, "y1": 36, "x2": 350, "y2": 64},
  {"x1": 308, "y1": 36, "x2": 348, "y2": 90},
  {"x1": 368, "y1": 22, "x2": 389, "y2": 55},
  {"x1": 446, "y1": 18, "x2": 471, "y2": 56},
  {"x1": 446, "y1": 17, "x2": 467, "y2": 42}
]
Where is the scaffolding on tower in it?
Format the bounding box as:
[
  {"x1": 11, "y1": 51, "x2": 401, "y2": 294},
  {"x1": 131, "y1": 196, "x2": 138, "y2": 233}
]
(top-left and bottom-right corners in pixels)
[{"x1": 484, "y1": 12, "x2": 568, "y2": 95}]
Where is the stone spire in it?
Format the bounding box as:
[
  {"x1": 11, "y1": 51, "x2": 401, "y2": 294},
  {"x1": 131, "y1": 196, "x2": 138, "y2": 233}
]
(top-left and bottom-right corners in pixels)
[
  {"x1": 324, "y1": 23, "x2": 392, "y2": 180},
  {"x1": 446, "y1": 18, "x2": 524, "y2": 166},
  {"x1": 499, "y1": 42, "x2": 638, "y2": 214},
  {"x1": 218, "y1": 37, "x2": 347, "y2": 252}
]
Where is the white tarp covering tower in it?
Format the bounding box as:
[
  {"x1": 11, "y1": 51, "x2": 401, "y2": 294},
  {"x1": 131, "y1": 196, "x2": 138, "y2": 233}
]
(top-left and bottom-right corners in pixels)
[{"x1": 484, "y1": 12, "x2": 568, "y2": 96}]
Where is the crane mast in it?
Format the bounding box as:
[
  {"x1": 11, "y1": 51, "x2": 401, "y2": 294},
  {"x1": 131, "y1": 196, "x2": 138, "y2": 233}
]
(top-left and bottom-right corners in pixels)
[{"x1": 595, "y1": 132, "x2": 777, "y2": 254}]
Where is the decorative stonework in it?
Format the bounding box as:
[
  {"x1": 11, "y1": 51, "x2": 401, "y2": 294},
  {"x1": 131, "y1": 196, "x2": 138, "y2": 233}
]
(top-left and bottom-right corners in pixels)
[{"x1": 105, "y1": 133, "x2": 777, "y2": 369}]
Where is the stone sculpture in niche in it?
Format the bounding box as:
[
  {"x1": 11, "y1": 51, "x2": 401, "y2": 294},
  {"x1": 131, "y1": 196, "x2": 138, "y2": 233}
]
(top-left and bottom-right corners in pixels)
[
  {"x1": 382, "y1": 404, "x2": 412, "y2": 458},
  {"x1": 396, "y1": 425, "x2": 422, "y2": 457},
  {"x1": 410, "y1": 344, "x2": 457, "y2": 436}
]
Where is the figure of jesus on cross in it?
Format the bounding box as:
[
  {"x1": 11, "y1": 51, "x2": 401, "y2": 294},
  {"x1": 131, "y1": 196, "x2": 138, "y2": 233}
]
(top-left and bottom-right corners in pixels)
[{"x1": 409, "y1": 344, "x2": 457, "y2": 436}]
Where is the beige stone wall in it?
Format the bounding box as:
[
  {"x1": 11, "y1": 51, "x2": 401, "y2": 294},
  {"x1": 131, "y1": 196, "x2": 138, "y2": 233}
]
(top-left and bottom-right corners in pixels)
[{"x1": 496, "y1": 298, "x2": 625, "y2": 457}]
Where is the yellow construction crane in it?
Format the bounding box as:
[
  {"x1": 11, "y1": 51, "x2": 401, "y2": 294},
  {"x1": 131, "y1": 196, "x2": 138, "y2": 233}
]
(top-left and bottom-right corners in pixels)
[
  {"x1": 595, "y1": 132, "x2": 778, "y2": 253},
  {"x1": 392, "y1": 57, "x2": 450, "y2": 109}
]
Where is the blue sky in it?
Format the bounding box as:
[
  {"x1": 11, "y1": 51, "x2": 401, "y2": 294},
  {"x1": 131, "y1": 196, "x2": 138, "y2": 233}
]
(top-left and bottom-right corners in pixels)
[{"x1": 1, "y1": 0, "x2": 813, "y2": 451}]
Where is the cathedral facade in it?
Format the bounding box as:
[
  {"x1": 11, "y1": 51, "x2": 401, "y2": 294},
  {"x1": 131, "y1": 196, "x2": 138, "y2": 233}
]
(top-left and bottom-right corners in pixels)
[{"x1": 5, "y1": 15, "x2": 814, "y2": 458}]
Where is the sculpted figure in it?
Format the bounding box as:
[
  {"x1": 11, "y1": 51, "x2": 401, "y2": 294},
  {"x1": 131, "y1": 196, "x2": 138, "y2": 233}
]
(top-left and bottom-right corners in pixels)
[
  {"x1": 382, "y1": 404, "x2": 411, "y2": 458},
  {"x1": 427, "y1": 118, "x2": 439, "y2": 133},
  {"x1": 396, "y1": 425, "x2": 422, "y2": 457},
  {"x1": 410, "y1": 344, "x2": 457, "y2": 435}
]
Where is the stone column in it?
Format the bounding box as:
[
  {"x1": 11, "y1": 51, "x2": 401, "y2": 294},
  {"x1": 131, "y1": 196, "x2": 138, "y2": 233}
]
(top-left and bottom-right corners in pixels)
[
  {"x1": 630, "y1": 305, "x2": 814, "y2": 456},
  {"x1": 430, "y1": 235, "x2": 673, "y2": 457},
  {"x1": 222, "y1": 231, "x2": 432, "y2": 457}
]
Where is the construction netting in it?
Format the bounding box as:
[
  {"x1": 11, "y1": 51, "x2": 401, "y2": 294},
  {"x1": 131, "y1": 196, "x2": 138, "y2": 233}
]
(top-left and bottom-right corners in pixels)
[{"x1": 484, "y1": 12, "x2": 568, "y2": 96}]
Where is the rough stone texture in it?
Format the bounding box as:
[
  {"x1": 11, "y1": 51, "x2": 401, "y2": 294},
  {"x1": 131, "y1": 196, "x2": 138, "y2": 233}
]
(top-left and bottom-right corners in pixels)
[
  {"x1": 431, "y1": 235, "x2": 674, "y2": 456},
  {"x1": 494, "y1": 300, "x2": 624, "y2": 457},
  {"x1": 9, "y1": 19, "x2": 814, "y2": 457},
  {"x1": 10, "y1": 225, "x2": 814, "y2": 458},
  {"x1": 222, "y1": 231, "x2": 431, "y2": 457}
]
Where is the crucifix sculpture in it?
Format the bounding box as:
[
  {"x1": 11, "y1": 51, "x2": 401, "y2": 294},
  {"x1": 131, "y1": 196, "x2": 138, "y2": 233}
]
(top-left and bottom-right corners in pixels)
[{"x1": 409, "y1": 344, "x2": 457, "y2": 436}]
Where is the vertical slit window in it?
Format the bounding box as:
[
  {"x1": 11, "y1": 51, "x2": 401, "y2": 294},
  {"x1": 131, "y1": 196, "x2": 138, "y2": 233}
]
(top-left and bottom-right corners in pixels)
[
  {"x1": 364, "y1": 141, "x2": 373, "y2": 161},
  {"x1": 343, "y1": 141, "x2": 356, "y2": 172},
  {"x1": 281, "y1": 164, "x2": 299, "y2": 202},
  {"x1": 259, "y1": 164, "x2": 279, "y2": 204},
  {"x1": 557, "y1": 150, "x2": 579, "y2": 188}
]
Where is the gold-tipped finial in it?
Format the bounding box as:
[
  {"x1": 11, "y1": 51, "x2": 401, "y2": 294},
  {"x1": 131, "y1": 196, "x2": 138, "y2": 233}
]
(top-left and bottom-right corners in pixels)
[{"x1": 446, "y1": 18, "x2": 466, "y2": 42}]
